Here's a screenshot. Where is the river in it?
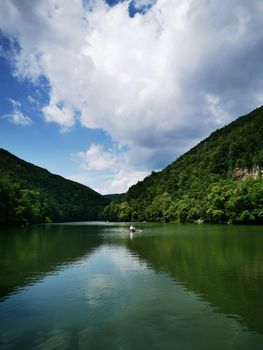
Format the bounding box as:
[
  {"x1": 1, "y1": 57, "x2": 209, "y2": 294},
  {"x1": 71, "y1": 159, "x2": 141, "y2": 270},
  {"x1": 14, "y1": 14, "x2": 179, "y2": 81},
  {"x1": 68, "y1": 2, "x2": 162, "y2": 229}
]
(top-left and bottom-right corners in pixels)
[{"x1": 0, "y1": 222, "x2": 263, "y2": 349}]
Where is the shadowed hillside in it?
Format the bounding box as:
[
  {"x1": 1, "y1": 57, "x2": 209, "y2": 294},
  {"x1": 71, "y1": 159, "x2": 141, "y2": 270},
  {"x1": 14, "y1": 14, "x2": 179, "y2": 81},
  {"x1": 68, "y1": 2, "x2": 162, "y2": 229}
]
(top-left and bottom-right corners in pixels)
[{"x1": 0, "y1": 149, "x2": 110, "y2": 226}]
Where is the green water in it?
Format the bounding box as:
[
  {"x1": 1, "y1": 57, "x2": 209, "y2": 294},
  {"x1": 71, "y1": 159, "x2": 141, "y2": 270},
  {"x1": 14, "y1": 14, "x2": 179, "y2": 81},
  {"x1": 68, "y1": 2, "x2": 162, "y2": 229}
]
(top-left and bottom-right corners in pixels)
[{"x1": 0, "y1": 223, "x2": 263, "y2": 349}]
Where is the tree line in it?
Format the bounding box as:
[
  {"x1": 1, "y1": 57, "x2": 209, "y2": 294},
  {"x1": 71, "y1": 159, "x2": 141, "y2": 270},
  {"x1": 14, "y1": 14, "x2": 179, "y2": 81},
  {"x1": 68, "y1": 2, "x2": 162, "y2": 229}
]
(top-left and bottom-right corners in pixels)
[{"x1": 101, "y1": 179, "x2": 263, "y2": 224}]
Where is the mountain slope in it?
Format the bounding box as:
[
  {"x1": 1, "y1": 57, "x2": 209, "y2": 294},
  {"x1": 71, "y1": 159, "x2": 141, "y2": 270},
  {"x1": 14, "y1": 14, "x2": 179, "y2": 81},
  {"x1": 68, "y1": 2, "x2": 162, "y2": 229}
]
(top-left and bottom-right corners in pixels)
[
  {"x1": 102, "y1": 106, "x2": 263, "y2": 224},
  {"x1": 0, "y1": 149, "x2": 110, "y2": 226}
]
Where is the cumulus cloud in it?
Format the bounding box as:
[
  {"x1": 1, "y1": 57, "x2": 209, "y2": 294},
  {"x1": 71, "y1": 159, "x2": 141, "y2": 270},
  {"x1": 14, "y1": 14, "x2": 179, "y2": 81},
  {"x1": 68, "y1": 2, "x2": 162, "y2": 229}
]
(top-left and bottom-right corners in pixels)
[
  {"x1": 0, "y1": 0, "x2": 263, "y2": 191},
  {"x1": 70, "y1": 167, "x2": 149, "y2": 194},
  {"x1": 3, "y1": 98, "x2": 32, "y2": 126},
  {"x1": 70, "y1": 143, "x2": 149, "y2": 193},
  {"x1": 75, "y1": 144, "x2": 118, "y2": 171},
  {"x1": 42, "y1": 103, "x2": 75, "y2": 131}
]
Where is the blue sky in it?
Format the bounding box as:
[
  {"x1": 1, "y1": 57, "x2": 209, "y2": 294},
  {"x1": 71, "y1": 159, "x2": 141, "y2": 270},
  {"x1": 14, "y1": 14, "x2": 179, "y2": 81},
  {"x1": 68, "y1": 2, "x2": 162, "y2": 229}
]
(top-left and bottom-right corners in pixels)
[{"x1": 0, "y1": 0, "x2": 263, "y2": 194}]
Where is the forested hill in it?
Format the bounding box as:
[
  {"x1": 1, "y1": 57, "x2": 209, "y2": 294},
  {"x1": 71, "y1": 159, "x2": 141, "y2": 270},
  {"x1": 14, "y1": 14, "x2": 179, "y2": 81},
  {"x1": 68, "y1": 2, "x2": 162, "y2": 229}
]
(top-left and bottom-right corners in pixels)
[
  {"x1": 102, "y1": 106, "x2": 263, "y2": 224},
  {"x1": 0, "y1": 149, "x2": 110, "y2": 226}
]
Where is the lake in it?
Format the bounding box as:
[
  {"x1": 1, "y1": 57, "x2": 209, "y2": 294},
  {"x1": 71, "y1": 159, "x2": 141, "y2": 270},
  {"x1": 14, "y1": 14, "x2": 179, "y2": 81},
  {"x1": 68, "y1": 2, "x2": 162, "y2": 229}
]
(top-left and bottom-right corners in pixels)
[{"x1": 0, "y1": 222, "x2": 263, "y2": 349}]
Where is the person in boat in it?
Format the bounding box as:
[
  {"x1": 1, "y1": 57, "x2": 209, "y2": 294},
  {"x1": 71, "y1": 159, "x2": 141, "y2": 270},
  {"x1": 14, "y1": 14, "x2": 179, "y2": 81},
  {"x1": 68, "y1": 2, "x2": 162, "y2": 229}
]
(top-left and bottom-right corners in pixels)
[{"x1": 129, "y1": 225, "x2": 135, "y2": 232}]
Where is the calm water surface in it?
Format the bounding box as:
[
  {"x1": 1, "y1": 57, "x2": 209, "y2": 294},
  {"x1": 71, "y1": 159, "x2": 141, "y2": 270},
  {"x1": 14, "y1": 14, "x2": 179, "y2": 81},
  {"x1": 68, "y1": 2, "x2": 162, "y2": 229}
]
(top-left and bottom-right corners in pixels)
[{"x1": 0, "y1": 223, "x2": 263, "y2": 349}]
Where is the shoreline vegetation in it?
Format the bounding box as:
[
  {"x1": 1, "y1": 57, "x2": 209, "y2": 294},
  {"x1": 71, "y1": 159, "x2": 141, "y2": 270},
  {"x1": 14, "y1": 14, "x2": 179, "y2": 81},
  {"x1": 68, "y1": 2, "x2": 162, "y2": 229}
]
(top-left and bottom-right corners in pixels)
[
  {"x1": 101, "y1": 179, "x2": 263, "y2": 224},
  {"x1": 1, "y1": 107, "x2": 263, "y2": 227}
]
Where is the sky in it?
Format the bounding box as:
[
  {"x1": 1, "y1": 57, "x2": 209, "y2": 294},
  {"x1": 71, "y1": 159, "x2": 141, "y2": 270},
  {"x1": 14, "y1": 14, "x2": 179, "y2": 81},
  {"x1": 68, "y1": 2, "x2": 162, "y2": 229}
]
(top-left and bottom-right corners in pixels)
[{"x1": 0, "y1": 0, "x2": 263, "y2": 194}]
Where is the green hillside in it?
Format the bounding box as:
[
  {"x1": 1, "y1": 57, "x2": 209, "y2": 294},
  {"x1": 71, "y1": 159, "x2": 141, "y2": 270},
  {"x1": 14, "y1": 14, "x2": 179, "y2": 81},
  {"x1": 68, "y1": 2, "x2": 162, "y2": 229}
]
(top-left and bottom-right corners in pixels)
[
  {"x1": 0, "y1": 149, "x2": 109, "y2": 226},
  {"x1": 105, "y1": 193, "x2": 125, "y2": 201},
  {"x1": 102, "y1": 106, "x2": 263, "y2": 224}
]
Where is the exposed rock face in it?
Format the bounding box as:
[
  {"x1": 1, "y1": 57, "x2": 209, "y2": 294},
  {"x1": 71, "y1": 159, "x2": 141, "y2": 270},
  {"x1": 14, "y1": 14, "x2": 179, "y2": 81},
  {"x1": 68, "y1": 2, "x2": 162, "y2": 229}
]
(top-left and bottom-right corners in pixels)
[{"x1": 233, "y1": 166, "x2": 263, "y2": 180}]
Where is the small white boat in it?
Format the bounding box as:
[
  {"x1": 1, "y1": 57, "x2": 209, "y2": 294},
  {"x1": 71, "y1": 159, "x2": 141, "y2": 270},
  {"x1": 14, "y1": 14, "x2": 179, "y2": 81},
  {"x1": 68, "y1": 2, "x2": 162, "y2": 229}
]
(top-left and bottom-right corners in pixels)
[{"x1": 129, "y1": 225, "x2": 136, "y2": 232}]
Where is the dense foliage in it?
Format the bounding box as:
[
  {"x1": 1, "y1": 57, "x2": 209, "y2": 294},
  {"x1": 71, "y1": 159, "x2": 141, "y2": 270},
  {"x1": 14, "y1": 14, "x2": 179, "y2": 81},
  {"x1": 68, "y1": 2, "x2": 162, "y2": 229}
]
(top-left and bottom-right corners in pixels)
[
  {"x1": 102, "y1": 107, "x2": 263, "y2": 224},
  {"x1": 0, "y1": 149, "x2": 110, "y2": 226}
]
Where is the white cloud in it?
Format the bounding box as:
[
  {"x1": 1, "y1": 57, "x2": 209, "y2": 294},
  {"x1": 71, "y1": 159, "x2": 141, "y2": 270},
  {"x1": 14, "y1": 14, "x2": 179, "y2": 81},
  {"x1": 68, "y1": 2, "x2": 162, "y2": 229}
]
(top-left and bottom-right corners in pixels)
[
  {"x1": 69, "y1": 168, "x2": 149, "y2": 194},
  {"x1": 42, "y1": 104, "x2": 75, "y2": 131},
  {"x1": 99, "y1": 168, "x2": 149, "y2": 194},
  {"x1": 3, "y1": 98, "x2": 32, "y2": 126},
  {"x1": 75, "y1": 144, "x2": 117, "y2": 171},
  {"x1": 204, "y1": 94, "x2": 231, "y2": 126},
  {"x1": 9, "y1": 98, "x2": 21, "y2": 109},
  {"x1": 70, "y1": 143, "x2": 149, "y2": 193},
  {"x1": 3, "y1": 110, "x2": 32, "y2": 126},
  {"x1": 27, "y1": 95, "x2": 35, "y2": 104},
  {"x1": 0, "y1": 0, "x2": 263, "y2": 191}
]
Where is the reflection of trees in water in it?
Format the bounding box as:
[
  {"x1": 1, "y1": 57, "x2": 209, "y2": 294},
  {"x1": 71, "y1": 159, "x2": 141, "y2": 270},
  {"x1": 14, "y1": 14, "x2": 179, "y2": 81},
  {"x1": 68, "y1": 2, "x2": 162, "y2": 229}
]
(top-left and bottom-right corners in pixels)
[
  {"x1": 126, "y1": 225, "x2": 263, "y2": 336},
  {"x1": 1, "y1": 223, "x2": 263, "y2": 338},
  {"x1": 0, "y1": 225, "x2": 102, "y2": 301}
]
